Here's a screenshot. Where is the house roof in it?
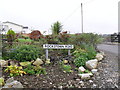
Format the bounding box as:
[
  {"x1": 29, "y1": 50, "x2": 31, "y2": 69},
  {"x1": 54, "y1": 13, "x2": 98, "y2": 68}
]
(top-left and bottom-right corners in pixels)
[{"x1": 3, "y1": 21, "x2": 24, "y2": 27}]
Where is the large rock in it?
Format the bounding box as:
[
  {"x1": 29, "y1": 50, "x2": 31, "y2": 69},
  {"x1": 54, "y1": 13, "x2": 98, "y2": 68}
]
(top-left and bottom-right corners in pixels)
[
  {"x1": 3, "y1": 80, "x2": 23, "y2": 88},
  {"x1": 96, "y1": 53, "x2": 104, "y2": 61},
  {"x1": 0, "y1": 60, "x2": 8, "y2": 67},
  {"x1": 0, "y1": 77, "x2": 4, "y2": 86},
  {"x1": 85, "y1": 59, "x2": 98, "y2": 70},
  {"x1": 33, "y1": 58, "x2": 43, "y2": 66},
  {"x1": 78, "y1": 66, "x2": 86, "y2": 72}
]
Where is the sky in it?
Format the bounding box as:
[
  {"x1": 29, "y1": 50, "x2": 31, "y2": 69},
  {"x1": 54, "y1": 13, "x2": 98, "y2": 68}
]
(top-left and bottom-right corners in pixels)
[{"x1": 0, "y1": 0, "x2": 119, "y2": 34}]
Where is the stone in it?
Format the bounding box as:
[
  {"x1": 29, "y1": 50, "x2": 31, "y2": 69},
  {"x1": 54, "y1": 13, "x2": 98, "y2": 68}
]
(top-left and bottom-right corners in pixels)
[
  {"x1": 63, "y1": 60, "x2": 68, "y2": 64},
  {"x1": 79, "y1": 80, "x2": 84, "y2": 84},
  {"x1": 9, "y1": 60, "x2": 19, "y2": 66},
  {"x1": 79, "y1": 81, "x2": 84, "y2": 86},
  {"x1": 33, "y1": 58, "x2": 43, "y2": 66},
  {"x1": 91, "y1": 69, "x2": 98, "y2": 74},
  {"x1": 0, "y1": 77, "x2": 4, "y2": 86},
  {"x1": 31, "y1": 60, "x2": 34, "y2": 63},
  {"x1": 20, "y1": 61, "x2": 31, "y2": 66},
  {"x1": 24, "y1": 82, "x2": 28, "y2": 85},
  {"x1": 76, "y1": 79, "x2": 80, "y2": 81},
  {"x1": 85, "y1": 59, "x2": 98, "y2": 70},
  {"x1": 3, "y1": 80, "x2": 23, "y2": 88},
  {"x1": 100, "y1": 51, "x2": 105, "y2": 56},
  {"x1": 50, "y1": 82, "x2": 52, "y2": 84},
  {"x1": 0, "y1": 60, "x2": 8, "y2": 67},
  {"x1": 78, "y1": 73, "x2": 91, "y2": 80},
  {"x1": 96, "y1": 53, "x2": 104, "y2": 61},
  {"x1": 93, "y1": 84, "x2": 97, "y2": 88},
  {"x1": 45, "y1": 59, "x2": 51, "y2": 64},
  {"x1": 58, "y1": 86, "x2": 63, "y2": 89},
  {"x1": 88, "y1": 73, "x2": 93, "y2": 76},
  {"x1": 106, "y1": 79, "x2": 113, "y2": 82},
  {"x1": 78, "y1": 66, "x2": 86, "y2": 72},
  {"x1": 89, "y1": 80, "x2": 93, "y2": 83},
  {"x1": 6, "y1": 77, "x2": 14, "y2": 84}
]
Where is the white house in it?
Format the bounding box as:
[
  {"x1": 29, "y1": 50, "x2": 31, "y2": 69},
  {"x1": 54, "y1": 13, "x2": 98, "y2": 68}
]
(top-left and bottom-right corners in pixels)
[{"x1": 1, "y1": 21, "x2": 28, "y2": 34}]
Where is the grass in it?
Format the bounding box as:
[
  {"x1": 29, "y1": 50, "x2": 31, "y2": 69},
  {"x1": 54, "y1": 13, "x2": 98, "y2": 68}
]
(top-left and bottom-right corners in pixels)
[{"x1": 18, "y1": 38, "x2": 32, "y2": 42}]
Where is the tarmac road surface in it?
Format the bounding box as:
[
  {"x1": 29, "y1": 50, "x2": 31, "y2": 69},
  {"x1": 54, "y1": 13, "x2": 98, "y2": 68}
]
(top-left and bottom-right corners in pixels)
[{"x1": 97, "y1": 44, "x2": 119, "y2": 55}]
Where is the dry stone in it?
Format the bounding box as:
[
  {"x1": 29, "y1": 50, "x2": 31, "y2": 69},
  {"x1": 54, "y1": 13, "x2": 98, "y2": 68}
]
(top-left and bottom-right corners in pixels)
[
  {"x1": 78, "y1": 73, "x2": 90, "y2": 80},
  {"x1": 0, "y1": 60, "x2": 8, "y2": 67},
  {"x1": 91, "y1": 69, "x2": 98, "y2": 74},
  {"x1": 96, "y1": 53, "x2": 104, "y2": 61},
  {"x1": 78, "y1": 66, "x2": 86, "y2": 72},
  {"x1": 3, "y1": 80, "x2": 23, "y2": 88},
  {"x1": 0, "y1": 77, "x2": 4, "y2": 86},
  {"x1": 85, "y1": 59, "x2": 98, "y2": 70},
  {"x1": 33, "y1": 58, "x2": 43, "y2": 66}
]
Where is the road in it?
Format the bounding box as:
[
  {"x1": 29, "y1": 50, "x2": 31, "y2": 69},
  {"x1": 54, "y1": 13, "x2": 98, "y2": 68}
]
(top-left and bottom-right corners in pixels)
[{"x1": 97, "y1": 44, "x2": 119, "y2": 55}]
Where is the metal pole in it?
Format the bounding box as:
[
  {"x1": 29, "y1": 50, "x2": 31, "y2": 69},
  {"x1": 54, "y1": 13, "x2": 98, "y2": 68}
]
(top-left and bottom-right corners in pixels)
[
  {"x1": 46, "y1": 49, "x2": 48, "y2": 60},
  {"x1": 81, "y1": 3, "x2": 83, "y2": 33},
  {"x1": 68, "y1": 50, "x2": 71, "y2": 56}
]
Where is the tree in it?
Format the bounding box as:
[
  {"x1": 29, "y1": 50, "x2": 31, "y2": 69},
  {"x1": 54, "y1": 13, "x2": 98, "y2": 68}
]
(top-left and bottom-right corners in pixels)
[
  {"x1": 7, "y1": 29, "x2": 16, "y2": 45},
  {"x1": 51, "y1": 21, "x2": 63, "y2": 35}
]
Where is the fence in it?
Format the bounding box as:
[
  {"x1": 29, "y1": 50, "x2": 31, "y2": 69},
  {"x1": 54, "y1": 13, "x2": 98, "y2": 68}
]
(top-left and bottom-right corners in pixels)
[{"x1": 111, "y1": 33, "x2": 120, "y2": 43}]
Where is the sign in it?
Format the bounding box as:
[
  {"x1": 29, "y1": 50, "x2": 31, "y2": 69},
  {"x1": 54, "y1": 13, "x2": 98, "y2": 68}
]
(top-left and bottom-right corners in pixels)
[
  {"x1": 43, "y1": 44, "x2": 74, "y2": 49},
  {"x1": 43, "y1": 44, "x2": 74, "y2": 59}
]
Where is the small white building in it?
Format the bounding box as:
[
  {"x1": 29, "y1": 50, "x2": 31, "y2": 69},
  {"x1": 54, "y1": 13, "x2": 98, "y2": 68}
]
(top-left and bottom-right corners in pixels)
[{"x1": 1, "y1": 21, "x2": 28, "y2": 34}]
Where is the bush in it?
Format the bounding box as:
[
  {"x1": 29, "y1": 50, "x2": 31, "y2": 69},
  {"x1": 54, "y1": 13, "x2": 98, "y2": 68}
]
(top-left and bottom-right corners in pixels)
[
  {"x1": 69, "y1": 33, "x2": 102, "y2": 48},
  {"x1": 23, "y1": 65, "x2": 47, "y2": 75},
  {"x1": 4, "y1": 65, "x2": 26, "y2": 77},
  {"x1": 58, "y1": 33, "x2": 70, "y2": 44},
  {"x1": 7, "y1": 45, "x2": 43, "y2": 62},
  {"x1": 7, "y1": 29, "x2": 16, "y2": 46},
  {"x1": 59, "y1": 61, "x2": 73, "y2": 73},
  {"x1": 45, "y1": 35, "x2": 59, "y2": 44},
  {"x1": 73, "y1": 45, "x2": 97, "y2": 67},
  {"x1": 73, "y1": 49, "x2": 88, "y2": 67}
]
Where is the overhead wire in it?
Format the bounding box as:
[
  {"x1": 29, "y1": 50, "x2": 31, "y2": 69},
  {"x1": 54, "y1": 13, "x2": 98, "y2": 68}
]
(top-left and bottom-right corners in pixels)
[{"x1": 62, "y1": 0, "x2": 96, "y2": 23}]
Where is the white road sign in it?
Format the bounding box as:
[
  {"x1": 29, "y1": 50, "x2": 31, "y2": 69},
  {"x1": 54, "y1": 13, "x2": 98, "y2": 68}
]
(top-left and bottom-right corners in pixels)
[{"x1": 43, "y1": 44, "x2": 74, "y2": 49}]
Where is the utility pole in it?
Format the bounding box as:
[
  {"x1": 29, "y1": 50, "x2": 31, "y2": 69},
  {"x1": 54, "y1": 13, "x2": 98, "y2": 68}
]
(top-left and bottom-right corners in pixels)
[{"x1": 81, "y1": 3, "x2": 83, "y2": 33}]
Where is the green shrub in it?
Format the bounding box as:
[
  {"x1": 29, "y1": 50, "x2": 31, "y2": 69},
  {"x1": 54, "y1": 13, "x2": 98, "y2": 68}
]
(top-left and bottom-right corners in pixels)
[
  {"x1": 73, "y1": 45, "x2": 96, "y2": 67},
  {"x1": 69, "y1": 33, "x2": 102, "y2": 48},
  {"x1": 17, "y1": 38, "x2": 32, "y2": 42},
  {"x1": 45, "y1": 35, "x2": 59, "y2": 44},
  {"x1": 51, "y1": 21, "x2": 62, "y2": 35},
  {"x1": 23, "y1": 64, "x2": 47, "y2": 75},
  {"x1": 7, "y1": 45, "x2": 43, "y2": 62},
  {"x1": 80, "y1": 44, "x2": 97, "y2": 60},
  {"x1": 4, "y1": 65, "x2": 26, "y2": 77},
  {"x1": 7, "y1": 29, "x2": 16, "y2": 42},
  {"x1": 59, "y1": 61, "x2": 73, "y2": 73},
  {"x1": 23, "y1": 64, "x2": 35, "y2": 75},
  {"x1": 62, "y1": 65, "x2": 73, "y2": 73},
  {"x1": 74, "y1": 56, "x2": 88, "y2": 67}
]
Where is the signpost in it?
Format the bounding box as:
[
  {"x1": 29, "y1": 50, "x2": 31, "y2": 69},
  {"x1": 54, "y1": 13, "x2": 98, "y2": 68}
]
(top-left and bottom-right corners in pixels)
[{"x1": 43, "y1": 44, "x2": 74, "y2": 59}]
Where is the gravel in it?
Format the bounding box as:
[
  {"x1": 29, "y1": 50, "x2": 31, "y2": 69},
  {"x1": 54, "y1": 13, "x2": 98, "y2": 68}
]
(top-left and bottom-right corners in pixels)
[{"x1": 91, "y1": 50, "x2": 119, "y2": 88}]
